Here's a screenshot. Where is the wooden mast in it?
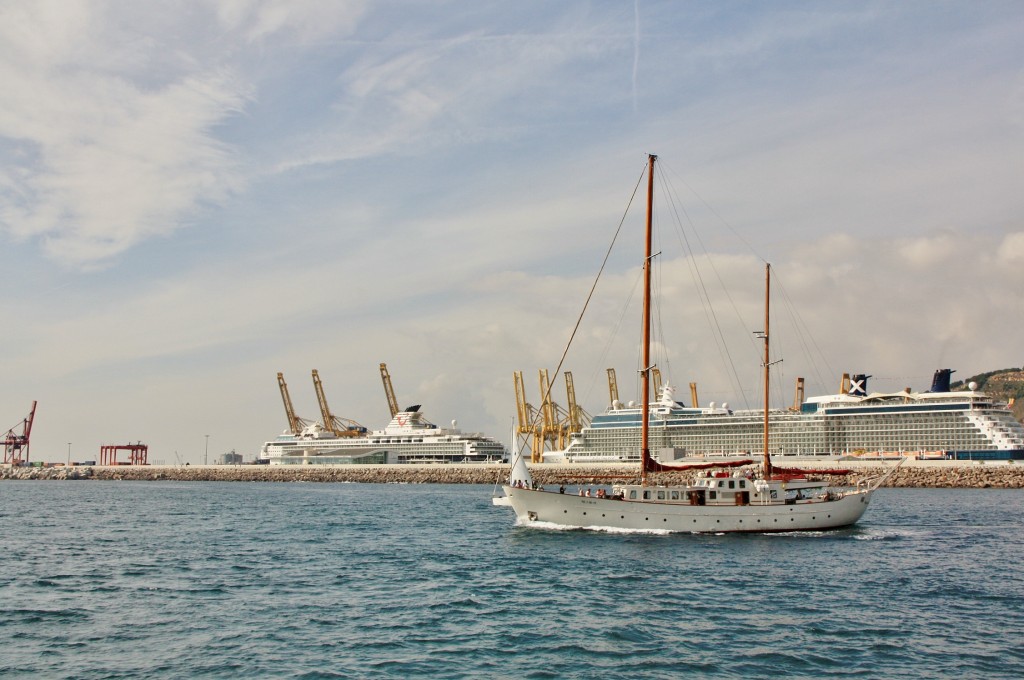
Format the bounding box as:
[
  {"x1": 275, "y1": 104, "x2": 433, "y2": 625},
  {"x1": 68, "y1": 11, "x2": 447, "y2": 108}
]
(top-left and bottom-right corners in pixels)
[
  {"x1": 641, "y1": 154, "x2": 656, "y2": 486},
  {"x1": 762, "y1": 263, "x2": 773, "y2": 479}
]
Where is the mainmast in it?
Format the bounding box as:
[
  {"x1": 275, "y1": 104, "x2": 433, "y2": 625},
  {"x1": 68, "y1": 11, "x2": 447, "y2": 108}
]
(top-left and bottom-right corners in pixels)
[
  {"x1": 762, "y1": 263, "x2": 773, "y2": 479},
  {"x1": 640, "y1": 153, "x2": 656, "y2": 486}
]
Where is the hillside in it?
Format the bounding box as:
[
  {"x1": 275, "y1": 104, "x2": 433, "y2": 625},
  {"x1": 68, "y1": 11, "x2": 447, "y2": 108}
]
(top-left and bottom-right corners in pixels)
[{"x1": 951, "y1": 367, "x2": 1024, "y2": 423}]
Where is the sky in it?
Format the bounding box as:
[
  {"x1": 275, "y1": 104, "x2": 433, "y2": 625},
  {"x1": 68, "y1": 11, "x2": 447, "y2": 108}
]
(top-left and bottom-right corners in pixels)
[{"x1": 2, "y1": 1, "x2": 1023, "y2": 464}]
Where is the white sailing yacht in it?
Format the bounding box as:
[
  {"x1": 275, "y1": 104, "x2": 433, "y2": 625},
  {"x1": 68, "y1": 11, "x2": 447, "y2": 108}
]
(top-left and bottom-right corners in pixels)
[{"x1": 493, "y1": 154, "x2": 899, "y2": 533}]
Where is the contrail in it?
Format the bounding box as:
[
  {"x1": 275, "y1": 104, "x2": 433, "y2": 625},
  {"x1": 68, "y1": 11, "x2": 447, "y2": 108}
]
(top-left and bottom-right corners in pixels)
[{"x1": 633, "y1": 0, "x2": 640, "y2": 112}]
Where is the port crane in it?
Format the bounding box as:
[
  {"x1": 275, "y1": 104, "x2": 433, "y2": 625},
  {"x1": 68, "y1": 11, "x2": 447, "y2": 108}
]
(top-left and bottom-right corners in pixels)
[
  {"x1": 562, "y1": 371, "x2": 591, "y2": 437},
  {"x1": 513, "y1": 370, "x2": 593, "y2": 463},
  {"x1": 311, "y1": 370, "x2": 367, "y2": 437},
  {"x1": 380, "y1": 363, "x2": 400, "y2": 419},
  {"x1": 3, "y1": 400, "x2": 36, "y2": 465},
  {"x1": 651, "y1": 367, "x2": 663, "y2": 399},
  {"x1": 277, "y1": 373, "x2": 313, "y2": 434},
  {"x1": 538, "y1": 369, "x2": 566, "y2": 451},
  {"x1": 606, "y1": 368, "x2": 619, "y2": 407},
  {"x1": 513, "y1": 371, "x2": 544, "y2": 463}
]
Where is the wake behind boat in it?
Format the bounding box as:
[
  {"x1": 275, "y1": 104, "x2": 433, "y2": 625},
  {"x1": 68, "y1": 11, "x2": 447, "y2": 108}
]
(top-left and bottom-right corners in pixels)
[{"x1": 493, "y1": 154, "x2": 898, "y2": 533}]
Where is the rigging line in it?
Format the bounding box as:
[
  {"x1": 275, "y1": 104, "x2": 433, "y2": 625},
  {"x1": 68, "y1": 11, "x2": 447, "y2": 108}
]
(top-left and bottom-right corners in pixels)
[
  {"x1": 659, "y1": 164, "x2": 749, "y2": 401},
  {"x1": 582, "y1": 268, "x2": 643, "y2": 408},
  {"x1": 771, "y1": 271, "x2": 834, "y2": 394},
  {"x1": 527, "y1": 160, "x2": 650, "y2": 452},
  {"x1": 655, "y1": 164, "x2": 753, "y2": 410},
  {"x1": 659, "y1": 159, "x2": 764, "y2": 262}
]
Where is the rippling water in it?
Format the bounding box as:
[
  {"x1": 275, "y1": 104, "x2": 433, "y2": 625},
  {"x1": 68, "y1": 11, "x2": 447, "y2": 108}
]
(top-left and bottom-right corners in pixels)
[{"x1": 1, "y1": 481, "x2": 1022, "y2": 678}]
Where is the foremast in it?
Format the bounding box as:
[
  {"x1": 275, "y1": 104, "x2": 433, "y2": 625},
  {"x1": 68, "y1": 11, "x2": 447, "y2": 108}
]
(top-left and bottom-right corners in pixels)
[{"x1": 761, "y1": 263, "x2": 773, "y2": 479}]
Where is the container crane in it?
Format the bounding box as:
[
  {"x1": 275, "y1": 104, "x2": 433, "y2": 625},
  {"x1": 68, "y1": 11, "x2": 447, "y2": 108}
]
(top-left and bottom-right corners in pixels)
[
  {"x1": 563, "y1": 371, "x2": 591, "y2": 437},
  {"x1": 539, "y1": 369, "x2": 573, "y2": 451},
  {"x1": 311, "y1": 370, "x2": 367, "y2": 437},
  {"x1": 277, "y1": 373, "x2": 312, "y2": 434},
  {"x1": 3, "y1": 400, "x2": 37, "y2": 465},
  {"x1": 513, "y1": 371, "x2": 543, "y2": 463},
  {"x1": 380, "y1": 363, "x2": 400, "y2": 419},
  {"x1": 607, "y1": 368, "x2": 620, "y2": 407}
]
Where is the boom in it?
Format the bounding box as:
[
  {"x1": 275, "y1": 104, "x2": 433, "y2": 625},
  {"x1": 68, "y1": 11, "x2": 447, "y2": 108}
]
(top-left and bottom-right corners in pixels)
[
  {"x1": 312, "y1": 369, "x2": 338, "y2": 435},
  {"x1": 312, "y1": 369, "x2": 367, "y2": 437},
  {"x1": 277, "y1": 373, "x2": 305, "y2": 434},
  {"x1": 380, "y1": 363, "x2": 400, "y2": 419},
  {"x1": 606, "y1": 368, "x2": 620, "y2": 407}
]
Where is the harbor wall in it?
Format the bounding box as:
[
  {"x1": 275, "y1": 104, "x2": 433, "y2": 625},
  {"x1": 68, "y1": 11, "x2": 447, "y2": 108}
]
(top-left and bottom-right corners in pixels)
[{"x1": 2, "y1": 461, "x2": 1024, "y2": 488}]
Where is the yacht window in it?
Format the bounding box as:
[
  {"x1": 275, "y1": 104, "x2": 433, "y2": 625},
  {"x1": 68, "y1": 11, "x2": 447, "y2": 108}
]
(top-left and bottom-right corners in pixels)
[
  {"x1": 728, "y1": 480, "x2": 735, "y2": 489},
  {"x1": 657, "y1": 491, "x2": 666, "y2": 500},
  {"x1": 739, "y1": 480, "x2": 746, "y2": 489},
  {"x1": 670, "y1": 491, "x2": 680, "y2": 500},
  {"x1": 629, "y1": 490, "x2": 638, "y2": 500},
  {"x1": 709, "y1": 491, "x2": 717, "y2": 500},
  {"x1": 643, "y1": 490, "x2": 652, "y2": 500}
]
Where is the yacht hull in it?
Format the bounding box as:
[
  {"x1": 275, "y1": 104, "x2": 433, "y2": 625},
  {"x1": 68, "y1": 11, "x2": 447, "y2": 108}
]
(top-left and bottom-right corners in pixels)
[{"x1": 502, "y1": 486, "x2": 873, "y2": 533}]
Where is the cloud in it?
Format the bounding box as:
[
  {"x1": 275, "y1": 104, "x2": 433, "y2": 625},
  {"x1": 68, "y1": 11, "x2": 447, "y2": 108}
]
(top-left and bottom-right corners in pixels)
[
  {"x1": 996, "y1": 231, "x2": 1024, "y2": 267},
  {"x1": 0, "y1": 3, "x2": 257, "y2": 267},
  {"x1": 2, "y1": 2, "x2": 1023, "y2": 464}
]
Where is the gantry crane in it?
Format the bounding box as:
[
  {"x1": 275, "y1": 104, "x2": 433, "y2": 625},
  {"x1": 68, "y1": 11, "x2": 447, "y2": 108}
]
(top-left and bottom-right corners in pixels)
[
  {"x1": 311, "y1": 370, "x2": 367, "y2": 436},
  {"x1": 562, "y1": 371, "x2": 591, "y2": 437},
  {"x1": 539, "y1": 369, "x2": 576, "y2": 451},
  {"x1": 606, "y1": 368, "x2": 620, "y2": 407},
  {"x1": 3, "y1": 400, "x2": 37, "y2": 465},
  {"x1": 380, "y1": 363, "x2": 400, "y2": 419},
  {"x1": 513, "y1": 371, "x2": 544, "y2": 463},
  {"x1": 277, "y1": 373, "x2": 312, "y2": 434}
]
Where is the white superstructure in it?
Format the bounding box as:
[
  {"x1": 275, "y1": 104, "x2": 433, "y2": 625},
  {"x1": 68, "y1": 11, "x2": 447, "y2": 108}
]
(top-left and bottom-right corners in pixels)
[
  {"x1": 259, "y1": 405, "x2": 507, "y2": 465},
  {"x1": 550, "y1": 372, "x2": 1024, "y2": 463}
]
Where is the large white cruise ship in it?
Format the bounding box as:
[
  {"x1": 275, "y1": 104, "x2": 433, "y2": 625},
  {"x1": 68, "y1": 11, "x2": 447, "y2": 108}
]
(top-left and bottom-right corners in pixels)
[
  {"x1": 547, "y1": 369, "x2": 1024, "y2": 463},
  {"x1": 258, "y1": 405, "x2": 508, "y2": 465}
]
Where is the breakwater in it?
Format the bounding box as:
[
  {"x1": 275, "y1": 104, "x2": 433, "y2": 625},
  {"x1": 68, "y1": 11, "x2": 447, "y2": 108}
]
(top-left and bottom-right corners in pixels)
[{"x1": 3, "y1": 461, "x2": 1024, "y2": 488}]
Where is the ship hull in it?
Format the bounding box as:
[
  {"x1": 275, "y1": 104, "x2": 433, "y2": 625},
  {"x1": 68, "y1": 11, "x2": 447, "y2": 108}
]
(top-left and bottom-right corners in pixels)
[{"x1": 502, "y1": 485, "x2": 873, "y2": 533}]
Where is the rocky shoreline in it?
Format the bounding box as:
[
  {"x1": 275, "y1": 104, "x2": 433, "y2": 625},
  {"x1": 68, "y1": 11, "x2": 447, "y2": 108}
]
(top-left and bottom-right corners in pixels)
[{"x1": 2, "y1": 462, "x2": 1024, "y2": 488}]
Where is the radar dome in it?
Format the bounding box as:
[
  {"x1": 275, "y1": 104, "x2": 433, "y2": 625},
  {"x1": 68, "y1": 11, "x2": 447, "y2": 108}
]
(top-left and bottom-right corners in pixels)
[
  {"x1": 968, "y1": 382, "x2": 978, "y2": 391},
  {"x1": 709, "y1": 402, "x2": 716, "y2": 409},
  {"x1": 627, "y1": 400, "x2": 636, "y2": 408},
  {"x1": 451, "y1": 419, "x2": 458, "y2": 428}
]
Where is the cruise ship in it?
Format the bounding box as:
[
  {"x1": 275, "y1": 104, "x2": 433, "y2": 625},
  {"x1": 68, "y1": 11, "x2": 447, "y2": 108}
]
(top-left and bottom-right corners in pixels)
[
  {"x1": 258, "y1": 405, "x2": 508, "y2": 465},
  {"x1": 546, "y1": 369, "x2": 1024, "y2": 463}
]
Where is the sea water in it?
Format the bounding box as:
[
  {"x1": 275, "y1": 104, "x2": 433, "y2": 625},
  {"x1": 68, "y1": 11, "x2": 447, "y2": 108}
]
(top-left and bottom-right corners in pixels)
[{"x1": 1, "y1": 481, "x2": 1021, "y2": 679}]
